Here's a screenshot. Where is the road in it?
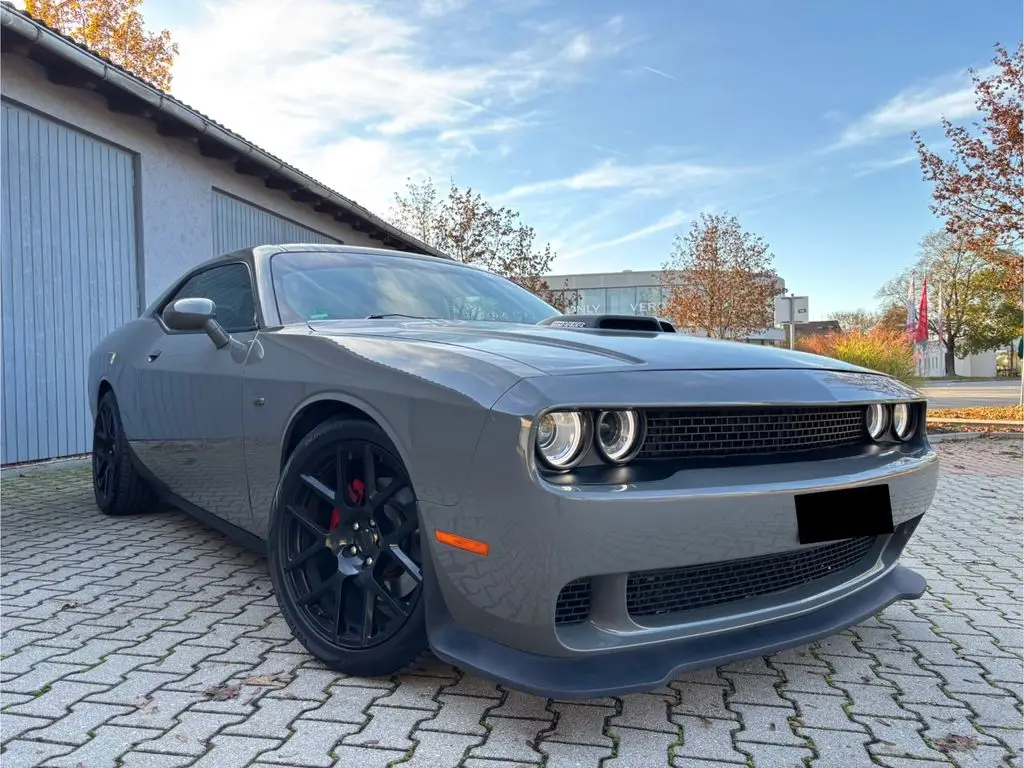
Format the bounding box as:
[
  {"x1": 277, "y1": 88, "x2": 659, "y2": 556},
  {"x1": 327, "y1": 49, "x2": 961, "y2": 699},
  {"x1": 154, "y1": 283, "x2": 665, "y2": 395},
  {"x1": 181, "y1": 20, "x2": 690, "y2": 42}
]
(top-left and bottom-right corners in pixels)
[
  {"x1": 921, "y1": 378, "x2": 1021, "y2": 409},
  {"x1": 0, "y1": 438, "x2": 1021, "y2": 768}
]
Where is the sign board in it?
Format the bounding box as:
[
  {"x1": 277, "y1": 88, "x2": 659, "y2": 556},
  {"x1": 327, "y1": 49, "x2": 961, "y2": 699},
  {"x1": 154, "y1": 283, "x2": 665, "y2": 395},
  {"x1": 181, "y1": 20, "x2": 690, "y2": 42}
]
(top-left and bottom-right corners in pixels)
[{"x1": 774, "y1": 295, "x2": 809, "y2": 325}]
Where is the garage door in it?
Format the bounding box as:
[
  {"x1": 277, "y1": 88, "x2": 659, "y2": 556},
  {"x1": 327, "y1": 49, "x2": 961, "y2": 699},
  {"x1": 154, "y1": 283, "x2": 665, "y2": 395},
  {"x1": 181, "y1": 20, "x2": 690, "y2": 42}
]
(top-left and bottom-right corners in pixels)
[
  {"x1": 211, "y1": 190, "x2": 338, "y2": 255},
  {"x1": 1, "y1": 101, "x2": 140, "y2": 464}
]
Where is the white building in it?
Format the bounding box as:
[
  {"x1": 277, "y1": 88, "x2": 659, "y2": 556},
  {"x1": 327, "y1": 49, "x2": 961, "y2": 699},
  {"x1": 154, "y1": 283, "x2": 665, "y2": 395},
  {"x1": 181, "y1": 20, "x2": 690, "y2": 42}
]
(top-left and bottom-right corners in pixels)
[
  {"x1": 0, "y1": 4, "x2": 443, "y2": 464},
  {"x1": 545, "y1": 269, "x2": 788, "y2": 344}
]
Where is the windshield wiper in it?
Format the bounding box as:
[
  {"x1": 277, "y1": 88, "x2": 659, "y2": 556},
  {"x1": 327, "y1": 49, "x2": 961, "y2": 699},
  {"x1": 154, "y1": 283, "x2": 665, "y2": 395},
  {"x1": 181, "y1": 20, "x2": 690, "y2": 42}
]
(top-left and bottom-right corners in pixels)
[{"x1": 364, "y1": 313, "x2": 438, "y2": 320}]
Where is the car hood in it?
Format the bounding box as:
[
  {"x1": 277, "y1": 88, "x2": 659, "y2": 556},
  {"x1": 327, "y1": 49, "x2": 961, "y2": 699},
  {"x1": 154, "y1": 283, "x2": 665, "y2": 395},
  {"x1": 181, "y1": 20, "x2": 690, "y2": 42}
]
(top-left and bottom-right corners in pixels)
[{"x1": 306, "y1": 319, "x2": 877, "y2": 376}]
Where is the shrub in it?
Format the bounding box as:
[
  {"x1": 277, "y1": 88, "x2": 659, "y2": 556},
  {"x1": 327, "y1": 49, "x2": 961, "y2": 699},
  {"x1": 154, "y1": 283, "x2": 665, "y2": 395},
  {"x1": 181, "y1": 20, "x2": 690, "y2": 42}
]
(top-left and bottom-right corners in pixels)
[{"x1": 798, "y1": 328, "x2": 919, "y2": 384}]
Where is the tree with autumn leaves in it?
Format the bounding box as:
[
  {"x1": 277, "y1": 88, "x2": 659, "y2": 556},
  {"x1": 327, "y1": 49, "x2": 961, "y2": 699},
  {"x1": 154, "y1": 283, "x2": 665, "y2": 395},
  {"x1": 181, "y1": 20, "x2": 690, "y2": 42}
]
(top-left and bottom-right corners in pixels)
[
  {"x1": 912, "y1": 42, "x2": 1023, "y2": 292},
  {"x1": 658, "y1": 212, "x2": 784, "y2": 339},
  {"x1": 388, "y1": 177, "x2": 577, "y2": 312},
  {"x1": 24, "y1": 0, "x2": 178, "y2": 91}
]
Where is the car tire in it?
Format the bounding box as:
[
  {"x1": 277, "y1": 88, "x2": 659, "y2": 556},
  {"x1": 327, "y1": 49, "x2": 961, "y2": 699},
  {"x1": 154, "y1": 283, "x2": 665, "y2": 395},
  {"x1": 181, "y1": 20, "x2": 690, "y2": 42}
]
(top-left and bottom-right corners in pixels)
[
  {"x1": 92, "y1": 390, "x2": 155, "y2": 516},
  {"x1": 268, "y1": 418, "x2": 428, "y2": 677}
]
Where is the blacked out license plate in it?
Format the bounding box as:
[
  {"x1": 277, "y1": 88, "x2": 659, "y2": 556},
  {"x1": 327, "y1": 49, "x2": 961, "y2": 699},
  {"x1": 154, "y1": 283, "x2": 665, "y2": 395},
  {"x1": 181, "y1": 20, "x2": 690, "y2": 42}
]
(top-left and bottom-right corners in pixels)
[{"x1": 794, "y1": 484, "x2": 894, "y2": 545}]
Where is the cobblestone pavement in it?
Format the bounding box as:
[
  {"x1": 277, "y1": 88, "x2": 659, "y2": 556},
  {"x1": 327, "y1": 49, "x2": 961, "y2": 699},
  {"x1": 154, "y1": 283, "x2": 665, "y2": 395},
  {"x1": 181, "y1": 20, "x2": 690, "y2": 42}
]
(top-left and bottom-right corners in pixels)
[{"x1": 2, "y1": 437, "x2": 1021, "y2": 768}]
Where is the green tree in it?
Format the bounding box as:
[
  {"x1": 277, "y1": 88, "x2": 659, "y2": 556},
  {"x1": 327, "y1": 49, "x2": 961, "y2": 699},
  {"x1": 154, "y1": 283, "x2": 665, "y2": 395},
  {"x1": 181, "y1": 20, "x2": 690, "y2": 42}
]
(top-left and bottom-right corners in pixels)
[
  {"x1": 876, "y1": 230, "x2": 1022, "y2": 375},
  {"x1": 388, "y1": 177, "x2": 576, "y2": 311}
]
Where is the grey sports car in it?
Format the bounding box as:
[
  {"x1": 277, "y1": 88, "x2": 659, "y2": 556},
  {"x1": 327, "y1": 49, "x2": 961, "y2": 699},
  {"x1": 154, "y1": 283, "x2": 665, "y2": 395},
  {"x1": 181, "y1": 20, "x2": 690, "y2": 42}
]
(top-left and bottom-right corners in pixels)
[{"x1": 87, "y1": 243, "x2": 938, "y2": 699}]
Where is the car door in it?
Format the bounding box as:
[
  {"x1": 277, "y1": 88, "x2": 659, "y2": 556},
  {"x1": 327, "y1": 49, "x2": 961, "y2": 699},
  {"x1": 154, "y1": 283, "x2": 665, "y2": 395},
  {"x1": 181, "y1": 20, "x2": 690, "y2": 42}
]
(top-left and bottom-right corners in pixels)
[{"x1": 132, "y1": 261, "x2": 260, "y2": 531}]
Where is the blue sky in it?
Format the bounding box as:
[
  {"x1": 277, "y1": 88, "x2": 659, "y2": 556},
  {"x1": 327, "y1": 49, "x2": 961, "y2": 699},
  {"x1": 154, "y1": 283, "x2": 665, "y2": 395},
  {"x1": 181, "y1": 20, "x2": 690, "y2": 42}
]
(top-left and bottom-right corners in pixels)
[{"x1": 135, "y1": 0, "x2": 1019, "y2": 318}]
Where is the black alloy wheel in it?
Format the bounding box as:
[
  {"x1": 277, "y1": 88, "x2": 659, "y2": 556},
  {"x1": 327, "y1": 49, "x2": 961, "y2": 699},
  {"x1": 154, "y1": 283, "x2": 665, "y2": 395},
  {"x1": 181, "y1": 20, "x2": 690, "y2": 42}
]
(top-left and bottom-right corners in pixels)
[
  {"x1": 91, "y1": 390, "x2": 154, "y2": 516},
  {"x1": 269, "y1": 418, "x2": 427, "y2": 675},
  {"x1": 92, "y1": 398, "x2": 118, "y2": 504}
]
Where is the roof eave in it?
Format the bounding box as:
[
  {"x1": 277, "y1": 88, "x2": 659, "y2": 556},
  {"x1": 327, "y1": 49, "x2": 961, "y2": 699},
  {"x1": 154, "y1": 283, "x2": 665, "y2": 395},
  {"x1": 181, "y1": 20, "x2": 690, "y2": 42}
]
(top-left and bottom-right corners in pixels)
[{"x1": 0, "y1": 3, "x2": 450, "y2": 261}]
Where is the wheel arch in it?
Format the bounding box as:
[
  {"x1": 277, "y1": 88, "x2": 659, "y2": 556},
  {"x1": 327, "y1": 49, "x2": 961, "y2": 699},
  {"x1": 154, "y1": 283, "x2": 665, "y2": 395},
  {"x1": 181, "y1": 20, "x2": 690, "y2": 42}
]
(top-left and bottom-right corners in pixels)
[{"x1": 279, "y1": 393, "x2": 411, "y2": 474}]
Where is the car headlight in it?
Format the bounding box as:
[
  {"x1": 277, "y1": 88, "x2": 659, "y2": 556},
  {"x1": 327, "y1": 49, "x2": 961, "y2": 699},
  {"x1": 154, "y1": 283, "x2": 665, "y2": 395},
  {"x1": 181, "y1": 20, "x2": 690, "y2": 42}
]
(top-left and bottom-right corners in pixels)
[
  {"x1": 595, "y1": 409, "x2": 644, "y2": 464},
  {"x1": 536, "y1": 410, "x2": 589, "y2": 470},
  {"x1": 865, "y1": 404, "x2": 889, "y2": 441},
  {"x1": 892, "y1": 403, "x2": 915, "y2": 440}
]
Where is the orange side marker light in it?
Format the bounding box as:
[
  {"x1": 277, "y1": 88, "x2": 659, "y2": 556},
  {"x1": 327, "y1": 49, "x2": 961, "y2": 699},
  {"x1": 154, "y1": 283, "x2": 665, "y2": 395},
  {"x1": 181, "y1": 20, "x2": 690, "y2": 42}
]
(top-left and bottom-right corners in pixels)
[{"x1": 434, "y1": 529, "x2": 490, "y2": 556}]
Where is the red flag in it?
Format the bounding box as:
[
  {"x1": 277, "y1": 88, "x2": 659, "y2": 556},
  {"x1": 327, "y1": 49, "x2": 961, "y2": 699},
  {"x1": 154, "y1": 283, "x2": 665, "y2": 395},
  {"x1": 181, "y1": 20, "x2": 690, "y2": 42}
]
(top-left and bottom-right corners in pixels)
[{"x1": 914, "y1": 278, "x2": 929, "y2": 344}]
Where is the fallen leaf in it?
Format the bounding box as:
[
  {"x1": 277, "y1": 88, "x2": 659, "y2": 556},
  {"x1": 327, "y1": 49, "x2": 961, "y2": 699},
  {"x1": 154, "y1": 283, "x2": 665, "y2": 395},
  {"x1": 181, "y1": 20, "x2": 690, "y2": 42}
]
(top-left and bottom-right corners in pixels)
[
  {"x1": 934, "y1": 734, "x2": 979, "y2": 754},
  {"x1": 242, "y1": 673, "x2": 291, "y2": 687},
  {"x1": 175, "y1": 734, "x2": 188, "y2": 743},
  {"x1": 200, "y1": 684, "x2": 240, "y2": 701}
]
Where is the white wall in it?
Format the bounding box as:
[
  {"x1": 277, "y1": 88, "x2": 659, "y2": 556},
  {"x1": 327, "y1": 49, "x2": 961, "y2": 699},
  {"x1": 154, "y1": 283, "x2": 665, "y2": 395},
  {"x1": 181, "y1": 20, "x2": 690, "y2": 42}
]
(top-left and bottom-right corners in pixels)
[
  {"x1": 954, "y1": 350, "x2": 998, "y2": 378},
  {"x1": 1, "y1": 54, "x2": 380, "y2": 306}
]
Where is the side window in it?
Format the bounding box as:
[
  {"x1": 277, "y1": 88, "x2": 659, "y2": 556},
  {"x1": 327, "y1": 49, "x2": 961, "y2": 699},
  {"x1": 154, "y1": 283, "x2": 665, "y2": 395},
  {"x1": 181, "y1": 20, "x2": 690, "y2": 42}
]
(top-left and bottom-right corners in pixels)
[{"x1": 166, "y1": 264, "x2": 257, "y2": 333}]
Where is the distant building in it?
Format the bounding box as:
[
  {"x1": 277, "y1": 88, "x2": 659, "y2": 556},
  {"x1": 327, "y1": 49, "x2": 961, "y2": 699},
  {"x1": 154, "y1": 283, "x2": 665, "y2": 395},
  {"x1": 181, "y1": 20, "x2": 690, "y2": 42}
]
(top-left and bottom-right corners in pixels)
[{"x1": 544, "y1": 269, "x2": 787, "y2": 344}]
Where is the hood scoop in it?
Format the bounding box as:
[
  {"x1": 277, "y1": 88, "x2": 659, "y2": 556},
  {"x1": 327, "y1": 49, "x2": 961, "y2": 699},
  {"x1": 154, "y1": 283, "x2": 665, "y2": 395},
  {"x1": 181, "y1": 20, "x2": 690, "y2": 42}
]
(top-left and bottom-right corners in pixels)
[{"x1": 537, "y1": 314, "x2": 676, "y2": 333}]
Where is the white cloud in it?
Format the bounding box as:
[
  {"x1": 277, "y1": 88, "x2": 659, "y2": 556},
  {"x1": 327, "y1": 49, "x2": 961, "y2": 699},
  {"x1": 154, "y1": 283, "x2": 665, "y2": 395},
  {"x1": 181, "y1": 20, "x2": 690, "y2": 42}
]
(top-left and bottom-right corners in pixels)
[
  {"x1": 498, "y1": 158, "x2": 731, "y2": 200},
  {"x1": 167, "y1": 0, "x2": 626, "y2": 215},
  {"x1": 852, "y1": 152, "x2": 918, "y2": 178},
  {"x1": 831, "y1": 67, "x2": 990, "y2": 149},
  {"x1": 561, "y1": 209, "x2": 690, "y2": 260},
  {"x1": 643, "y1": 65, "x2": 680, "y2": 83}
]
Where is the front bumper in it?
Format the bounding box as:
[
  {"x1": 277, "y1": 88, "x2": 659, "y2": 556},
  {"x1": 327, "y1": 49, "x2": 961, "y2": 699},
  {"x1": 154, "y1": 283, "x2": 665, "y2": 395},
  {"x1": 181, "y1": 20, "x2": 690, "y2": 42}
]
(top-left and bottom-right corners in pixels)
[{"x1": 427, "y1": 559, "x2": 925, "y2": 699}]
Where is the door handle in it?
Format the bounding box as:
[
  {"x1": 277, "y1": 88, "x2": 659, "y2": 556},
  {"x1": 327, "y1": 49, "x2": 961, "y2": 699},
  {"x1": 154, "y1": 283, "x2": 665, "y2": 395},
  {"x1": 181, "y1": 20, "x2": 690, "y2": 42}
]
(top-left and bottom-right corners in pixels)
[{"x1": 147, "y1": 350, "x2": 162, "y2": 362}]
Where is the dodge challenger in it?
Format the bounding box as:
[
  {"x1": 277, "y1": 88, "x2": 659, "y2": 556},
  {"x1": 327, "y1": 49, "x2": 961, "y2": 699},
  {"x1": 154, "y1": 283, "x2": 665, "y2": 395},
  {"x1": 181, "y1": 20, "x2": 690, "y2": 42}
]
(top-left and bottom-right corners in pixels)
[{"x1": 87, "y1": 244, "x2": 938, "y2": 699}]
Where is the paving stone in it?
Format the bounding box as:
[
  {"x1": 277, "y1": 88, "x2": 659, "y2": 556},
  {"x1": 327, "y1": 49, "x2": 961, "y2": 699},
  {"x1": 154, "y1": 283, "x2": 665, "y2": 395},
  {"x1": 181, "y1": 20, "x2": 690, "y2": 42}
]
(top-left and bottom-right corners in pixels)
[
  {"x1": 0, "y1": 712, "x2": 52, "y2": 742},
  {"x1": 723, "y1": 671, "x2": 791, "y2": 707},
  {"x1": 730, "y1": 702, "x2": 808, "y2": 747},
  {"x1": 327, "y1": 744, "x2": 407, "y2": 768},
  {"x1": 543, "y1": 701, "x2": 614, "y2": 747},
  {"x1": 0, "y1": 738, "x2": 74, "y2": 767},
  {"x1": 858, "y1": 714, "x2": 950, "y2": 762},
  {"x1": 188, "y1": 734, "x2": 281, "y2": 768},
  {"x1": 542, "y1": 741, "x2": 615, "y2": 767},
  {"x1": 302, "y1": 683, "x2": 390, "y2": 724},
  {"x1": 487, "y1": 688, "x2": 554, "y2": 720},
  {"x1": 222, "y1": 695, "x2": 318, "y2": 738},
  {"x1": 86, "y1": 670, "x2": 184, "y2": 706},
  {"x1": 45, "y1": 724, "x2": 165, "y2": 768},
  {"x1": 399, "y1": 730, "x2": 483, "y2": 768},
  {"x1": 7, "y1": 680, "x2": 108, "y2": 719},
  {"x1": 119, "y1": 753, "x2": 196, "y2": 768},
  {"x1": 258, "y1": 720, "x2": 360, "y2": 767},
  {"x1": 608, "y1": 693, "x2": 676, "y2": 733},
  {"x1": 670, "y1": 715, "x2": 745, "y2": 764},
  {"x1": 604, "y1": 726, "x2": 678, "y2": 768},
  {"x1": 2, "y1": 436, "x2": 1021, "y2": 767},
  {"x1": 372, "y1": 674, "x2": 448, "y2": 711},
  {"x1": 470, "y1": 716, "x2": 548, "y2": 762},
  {"x1": 135, "y1": 711, "x2": 244, "y2": 756},
  {"x1": 20, "y1": 701, "x2": 133, "y2": 746},
  {"x1": 797, "y1": 727, "x2": 873, "y2": 767}
]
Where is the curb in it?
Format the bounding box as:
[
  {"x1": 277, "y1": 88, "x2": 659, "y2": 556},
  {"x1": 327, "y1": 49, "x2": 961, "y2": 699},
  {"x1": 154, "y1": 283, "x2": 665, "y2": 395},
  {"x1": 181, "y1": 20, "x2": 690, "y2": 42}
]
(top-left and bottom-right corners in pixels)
[
  {"x1": 1, "y1": 455, "x2": 88, "y2": 479},
  {"x1": 927, "y1": 432, "x2": 1023, "y2": 443}
]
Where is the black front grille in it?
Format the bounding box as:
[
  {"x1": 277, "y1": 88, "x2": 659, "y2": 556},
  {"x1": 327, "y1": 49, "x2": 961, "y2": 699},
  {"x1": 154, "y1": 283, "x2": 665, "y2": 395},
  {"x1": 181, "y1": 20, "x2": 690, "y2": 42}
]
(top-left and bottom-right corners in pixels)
[
  {"x1": 627, "y1": 536, "x2": 876, "y2": 618},
  {"x1": 637, "y1": 406, "x2": 867, "y2": 460},
  {"x1": 555, "y1": 578, "x2": 592, "y2": 625}
]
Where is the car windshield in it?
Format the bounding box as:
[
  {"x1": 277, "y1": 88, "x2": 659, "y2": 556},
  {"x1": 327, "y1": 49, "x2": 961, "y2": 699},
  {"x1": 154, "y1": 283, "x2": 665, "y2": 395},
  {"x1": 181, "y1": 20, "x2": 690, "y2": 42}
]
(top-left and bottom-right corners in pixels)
[{"x1": 269, "y1": 250, "x2": 560, "y2": 325}]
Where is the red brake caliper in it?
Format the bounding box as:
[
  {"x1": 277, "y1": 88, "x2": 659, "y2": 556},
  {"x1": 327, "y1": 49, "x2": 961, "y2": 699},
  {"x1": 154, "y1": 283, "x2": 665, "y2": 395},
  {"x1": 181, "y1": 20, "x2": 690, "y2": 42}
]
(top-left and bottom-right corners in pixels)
[{"x1": 329, "y1": 478, "x2": 365, "y2": 531}]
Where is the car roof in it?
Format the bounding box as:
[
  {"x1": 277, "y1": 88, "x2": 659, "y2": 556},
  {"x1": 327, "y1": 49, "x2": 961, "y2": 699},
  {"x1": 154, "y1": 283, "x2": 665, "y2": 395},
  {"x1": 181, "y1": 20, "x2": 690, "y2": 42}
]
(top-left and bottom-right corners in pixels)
[{"x1": 185, "y1": 243, "x2": 460, "y2": 275}]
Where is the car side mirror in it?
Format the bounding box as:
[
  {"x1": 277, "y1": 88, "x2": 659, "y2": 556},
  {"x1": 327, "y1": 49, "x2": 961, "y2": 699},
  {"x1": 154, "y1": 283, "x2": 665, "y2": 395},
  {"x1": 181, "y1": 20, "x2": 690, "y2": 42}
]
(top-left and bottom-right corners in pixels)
[{"x1": 162, "y1": 297, "x2": 230, "y2": 349}]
